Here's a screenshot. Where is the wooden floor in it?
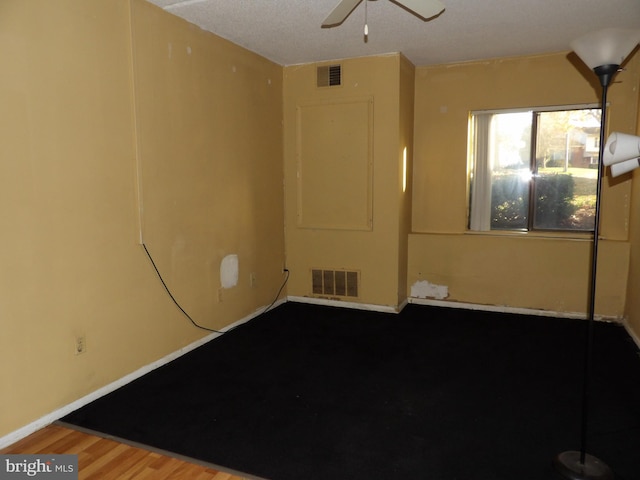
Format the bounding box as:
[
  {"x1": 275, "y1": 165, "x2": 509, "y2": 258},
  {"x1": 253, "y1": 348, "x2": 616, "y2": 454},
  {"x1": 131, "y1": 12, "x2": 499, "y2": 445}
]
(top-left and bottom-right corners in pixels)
[{"x1": 1, "y1": 424, "x2": 251, "y2": 480}]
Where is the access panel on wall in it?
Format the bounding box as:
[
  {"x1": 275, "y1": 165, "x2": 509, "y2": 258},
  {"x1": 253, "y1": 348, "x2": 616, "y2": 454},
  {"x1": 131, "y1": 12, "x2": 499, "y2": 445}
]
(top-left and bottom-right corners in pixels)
[{"x1": 296, "y1": 96, "x2": 374, "y2": 231}]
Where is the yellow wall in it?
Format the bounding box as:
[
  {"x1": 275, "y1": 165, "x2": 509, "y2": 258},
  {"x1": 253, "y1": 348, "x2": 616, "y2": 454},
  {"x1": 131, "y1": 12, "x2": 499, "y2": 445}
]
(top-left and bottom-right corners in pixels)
[
  {"x1": 624, "y1": 58, "x2": 640, "y2": 336},
  {"x1": 0, "y1": 0, "x2": 284, "y2": 439},
  {"x1": 397, "y1": 55, "x2": 415, "y2": 305},
  {"x1": 409, "y1": 52, "x2": 640, "y2": 318},
  {"x1": 283, "y1": 54, "x2": 410, "y2": 309},
  {"x1": 131, "y1": 1, "x2": 285, "y2": 322}
]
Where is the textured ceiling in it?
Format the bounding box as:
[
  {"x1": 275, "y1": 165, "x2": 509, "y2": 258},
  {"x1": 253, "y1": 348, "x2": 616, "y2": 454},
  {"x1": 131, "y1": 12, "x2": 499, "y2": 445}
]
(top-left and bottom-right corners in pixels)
[{"x1": 147, "y1": 0, "x2": 640, "y2": 67}]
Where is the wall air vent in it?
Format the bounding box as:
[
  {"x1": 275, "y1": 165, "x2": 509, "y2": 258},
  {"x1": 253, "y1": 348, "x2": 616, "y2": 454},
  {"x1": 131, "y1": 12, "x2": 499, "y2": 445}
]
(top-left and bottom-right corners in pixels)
[
  {"x1": 317, "y1": 64, "x2": 342, "y2": 87},
  {"x1": 311, "y1": 269, "x2": 359, "y2": 298}
]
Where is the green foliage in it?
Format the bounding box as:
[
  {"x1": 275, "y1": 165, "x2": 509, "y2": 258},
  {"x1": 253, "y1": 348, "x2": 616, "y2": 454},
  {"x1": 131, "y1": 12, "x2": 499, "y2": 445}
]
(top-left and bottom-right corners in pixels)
[
  {"x1": 491, "y1": 174, "x2": 528, "y2": 230},
  {"x1": 534, "y1": 174, "x2": 577, "y2": 229},
  {"x1": 490, "y1": 174, "x2": 577, "y2": 230}
]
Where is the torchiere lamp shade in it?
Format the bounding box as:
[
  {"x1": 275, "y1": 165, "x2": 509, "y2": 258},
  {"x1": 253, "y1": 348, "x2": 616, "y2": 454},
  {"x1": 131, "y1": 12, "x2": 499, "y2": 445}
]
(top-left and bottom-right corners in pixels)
[{"x1": 570, "y1": 28, "x2": 640, "y2": 70}]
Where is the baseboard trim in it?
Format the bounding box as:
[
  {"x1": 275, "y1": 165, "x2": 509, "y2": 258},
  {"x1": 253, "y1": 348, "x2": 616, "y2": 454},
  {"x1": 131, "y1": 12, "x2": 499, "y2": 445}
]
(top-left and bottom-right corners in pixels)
[
  {"x1": 0, "y1": 301, "x2": 284, "y2": 450},
  {"x1": 408, "y1": 297, "x2": 623, "y2": 322},
  {"x1": 398, "y1": 297, "x2": 409, "y2": 312},
  {"x1": 287, "y1": 296, "x2": 402, "y2": 314}
]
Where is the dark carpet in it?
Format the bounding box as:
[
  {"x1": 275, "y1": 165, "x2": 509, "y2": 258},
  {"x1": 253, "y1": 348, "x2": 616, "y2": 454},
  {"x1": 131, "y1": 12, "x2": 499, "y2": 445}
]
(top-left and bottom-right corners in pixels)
[{"x1": 61, "y1": 302, "x2": 640, "y2": 480}]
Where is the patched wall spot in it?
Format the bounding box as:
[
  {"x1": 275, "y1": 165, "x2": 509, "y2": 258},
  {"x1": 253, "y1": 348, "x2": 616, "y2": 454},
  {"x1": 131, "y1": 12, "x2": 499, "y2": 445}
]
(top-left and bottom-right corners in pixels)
[
  {"x1": 410, "y1": 280, "x2": 449, "y2": 300},
  {"x1": 220, "y1": 254, "x2": 239, "y2": 289}
]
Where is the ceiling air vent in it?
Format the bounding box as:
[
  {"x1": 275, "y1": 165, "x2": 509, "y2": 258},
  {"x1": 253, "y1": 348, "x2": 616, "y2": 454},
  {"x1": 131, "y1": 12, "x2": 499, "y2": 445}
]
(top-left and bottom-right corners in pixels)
[{"x1": 317, "y1": 64, "x2": 342, "y2": 87}]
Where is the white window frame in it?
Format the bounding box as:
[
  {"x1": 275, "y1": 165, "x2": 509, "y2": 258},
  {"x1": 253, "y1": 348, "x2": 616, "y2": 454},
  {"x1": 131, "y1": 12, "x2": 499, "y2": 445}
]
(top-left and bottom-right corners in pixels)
[{"x1": 468, "y1": 103, "x2": 600, "y2": 233}]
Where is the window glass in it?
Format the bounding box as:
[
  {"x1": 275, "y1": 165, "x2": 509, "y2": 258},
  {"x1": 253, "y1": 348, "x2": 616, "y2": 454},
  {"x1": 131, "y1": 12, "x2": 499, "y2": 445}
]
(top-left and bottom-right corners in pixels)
[
  {"x1": 490, "y1": 112, "x2": 531, "y2": 230},
  {"x1": 469, "y1": 107, "x2": 600, "y2": 232},
  {"x1": 532, "y1": 110, "x2": 599, "y2": 230}
]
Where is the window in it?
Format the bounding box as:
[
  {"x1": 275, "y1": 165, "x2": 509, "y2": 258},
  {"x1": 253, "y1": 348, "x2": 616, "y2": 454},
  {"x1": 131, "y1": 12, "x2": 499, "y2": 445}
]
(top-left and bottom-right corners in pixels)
[{"x1": 468, "y1": 106, "x2": 601, "y2": 232}]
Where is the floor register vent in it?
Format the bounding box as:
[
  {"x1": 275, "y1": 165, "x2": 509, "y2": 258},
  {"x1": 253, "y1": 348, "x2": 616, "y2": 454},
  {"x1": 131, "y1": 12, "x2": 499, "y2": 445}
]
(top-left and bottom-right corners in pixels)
[{"x1": 312, "y1": 269, "x2": 359, "y2": 298}]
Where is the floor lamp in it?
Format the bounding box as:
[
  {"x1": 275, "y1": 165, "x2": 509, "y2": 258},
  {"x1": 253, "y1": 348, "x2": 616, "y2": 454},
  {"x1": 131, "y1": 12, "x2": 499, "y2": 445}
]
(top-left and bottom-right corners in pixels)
[{"x1": 553, "y1": 28, "x2": 640, "y2": 480}]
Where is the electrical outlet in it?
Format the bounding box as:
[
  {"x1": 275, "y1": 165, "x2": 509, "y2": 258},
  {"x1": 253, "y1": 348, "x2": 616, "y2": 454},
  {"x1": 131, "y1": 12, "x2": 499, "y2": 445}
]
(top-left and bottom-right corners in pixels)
[{"x1": 75, "y1": 335, "x2": 86, "y2": 355}]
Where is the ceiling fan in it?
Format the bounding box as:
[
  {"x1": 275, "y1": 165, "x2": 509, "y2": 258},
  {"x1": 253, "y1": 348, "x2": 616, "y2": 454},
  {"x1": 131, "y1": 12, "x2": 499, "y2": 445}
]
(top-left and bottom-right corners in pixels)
[{"x1": 321, "y1": 0, "x2": 445, "y2": 28}]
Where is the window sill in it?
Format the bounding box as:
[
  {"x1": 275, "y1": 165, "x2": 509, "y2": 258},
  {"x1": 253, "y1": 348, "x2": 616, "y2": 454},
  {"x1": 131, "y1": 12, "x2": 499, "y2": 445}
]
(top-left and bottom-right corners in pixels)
[{"x1": 464, "y1": 229, "x2": 593, "y2": 241}]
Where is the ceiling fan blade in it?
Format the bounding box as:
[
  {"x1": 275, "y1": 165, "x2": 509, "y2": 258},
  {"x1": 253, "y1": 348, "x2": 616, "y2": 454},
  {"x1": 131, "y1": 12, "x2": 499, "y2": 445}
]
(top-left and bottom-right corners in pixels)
[
  {"x1": 393, "y1": 0, "x2": 445, "y2": 19},
  {"x1": 322, "y1": 0, "x2": 363, "y2": 27}
]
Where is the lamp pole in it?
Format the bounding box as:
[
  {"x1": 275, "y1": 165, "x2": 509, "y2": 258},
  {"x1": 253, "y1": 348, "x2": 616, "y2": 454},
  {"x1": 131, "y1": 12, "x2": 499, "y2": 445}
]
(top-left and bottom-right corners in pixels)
[
  {"x1": 553, "y1": 27, "x2": 640, "y2": 480},
  {"x1": 552, "y1": 64, "x2": 616, "y2": 480},
  {"x1": 580, "y1": 75, "x2": 607, "y2": 465}
]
